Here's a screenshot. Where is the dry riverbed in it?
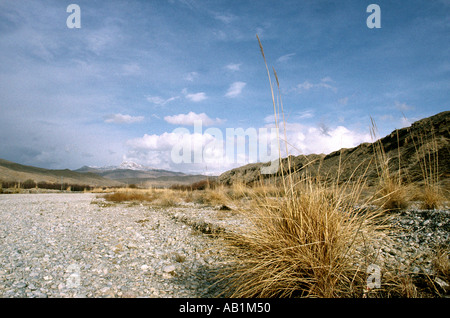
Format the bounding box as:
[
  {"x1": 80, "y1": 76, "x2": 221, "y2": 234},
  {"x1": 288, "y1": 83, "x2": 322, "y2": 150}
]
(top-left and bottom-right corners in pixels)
[
  {"x1": 0, "y1": 193, "x2": 242, "y2": 298},
  {"x1": 0, "y1": 193, "x2": 448, "y2": 298}
]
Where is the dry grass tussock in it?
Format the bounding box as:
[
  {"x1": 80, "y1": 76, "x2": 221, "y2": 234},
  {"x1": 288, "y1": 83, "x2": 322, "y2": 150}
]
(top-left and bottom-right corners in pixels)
[
  {"x1": 101, "y1": 188, "x2": 182, "y2": 207},
  {"x1": 370, "y1": 118, "x2": 448, "y2": 211},
  {"x1": 94, "y1": 36, "x2": 446, "y2": 298},
  {"x1": 370, "y1": 120, "x2": 410, "y2": 211},
  {"x1": 218, "y1": 35, "x2": 392, "y2": 298},
  {"x1": 220, "y1": 173, "x2": 390, "y2": 298},
  {"x1": 100, "y1": 186, "x2": 236, "y2": 208}
]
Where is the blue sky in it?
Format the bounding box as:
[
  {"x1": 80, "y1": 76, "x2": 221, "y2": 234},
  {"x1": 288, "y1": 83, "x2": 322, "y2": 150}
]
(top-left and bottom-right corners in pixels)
[{"x1": 0, "y1": 0, "x2": 449, "y2": 174}]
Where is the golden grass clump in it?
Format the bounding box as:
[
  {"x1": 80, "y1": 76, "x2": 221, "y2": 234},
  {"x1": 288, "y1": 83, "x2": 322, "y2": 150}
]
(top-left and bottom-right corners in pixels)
[
  {"x1": 370, "y1": 119, "x2": 410, "y2": 212},
  {"x1": 219, "y1": 36, "x2": 391, "y2": 298},
  {"x1": 377, "y1": 176, "x2": 410, "y2": 211},
  {"x1": 433, "y1": 247, "x2": 450, "y2": 282},
  {"x1": 102, "y1": 189, "x2": 157, "y2": 203},
  {"x1": 419, "y1": 184, "x2": 445, "y2": 210},
  {"x1": 223, "y1": 175, "x2": 388, "y2": 298},
  {"x1": 101, "y1": 188, "x2": 183, "y2": 207}
]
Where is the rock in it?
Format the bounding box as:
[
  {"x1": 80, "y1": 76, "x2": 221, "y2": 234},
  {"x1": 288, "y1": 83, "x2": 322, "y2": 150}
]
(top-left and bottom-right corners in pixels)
[
  {"x1": 218, "y1": 111, "x2": 450, "y2": 186},
  {"x1": 163, "y1": 265, "x2": 176, "y2": 274},
  {"x1": 435, "y1": 277, "x2": 449, "y2": 293},
  {"x1": 15, "y1": 282, "x2": 27, "y2": 289}
]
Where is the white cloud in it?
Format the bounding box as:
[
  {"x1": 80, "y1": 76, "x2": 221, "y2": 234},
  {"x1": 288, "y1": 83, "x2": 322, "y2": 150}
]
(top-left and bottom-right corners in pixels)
[
  {"x1": 104, "y1": 113, "x2": 144, "y2": 124},
  {"x1": 125, "y1": 130, "x2": 231, "y2": 174},
  {"x1": 86, "y1": 26, "x2": 122, "y2": 55},
  {"x1": 185, "y1": 71, "x2": 199, "y2": 81},
  {"x1": 394, "y1": 101, "x2": 414, "y2": 111},
  {"x1": 186, "y1": 92, "x2": 207, "y2": 102},
  {"x1": 295, "y1": 78, "x2": 337, "y2": 93},
  {"x1": 265, "y1": 110, "x2": 314, "y2": 124},
  {"x1": 125, "y1": 120, "x2": 372, "y2": 175},
  {"x1": 146, "y1": 95, "x2": 180, "y2": 106},
  {"x1": 276, "y1": 53, "x2": 296, "y2": 63},
  {"x1": 338, "y1": 97, "x2": 349, "y2": 105},
  {"x1": 400, "y1": 117, "x2": 414, "y2": 127},
  {"x1": 296, "y1": 81, "x2": 315, "y2": 91},
  {"x1": 264, "y1": 114, "x2": 277, "y2": 124},
  {"x1": 225, "y1": 81, "x2": 246, "y2": 98},
  {"x1": 215, "y1": 13, "x2": 236, "y2": 24},
  {"x1": 266, "y1": 122, "x2": 372, "y2": 156},
  {"x1": 164, "y1": 112, "x2": 224, "y2": 126},
  {"x1": 296, "y1": 110, "x2": 314, "y2": 120},
  {"x1": 226, "y1": 63, "x2": 242, "y2": 71},
  {"x1": 122, "y1": 63, "x2": 141, "y2": 76}
]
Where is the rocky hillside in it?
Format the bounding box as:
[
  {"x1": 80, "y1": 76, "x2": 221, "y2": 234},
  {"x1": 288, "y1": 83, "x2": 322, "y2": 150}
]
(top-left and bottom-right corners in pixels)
[
  {"x1": 0, "y1": 159, "x2": 121, "y2": 187},
  {"x1": 219, "y1": 111, "x2": 450, "y2": 188}
]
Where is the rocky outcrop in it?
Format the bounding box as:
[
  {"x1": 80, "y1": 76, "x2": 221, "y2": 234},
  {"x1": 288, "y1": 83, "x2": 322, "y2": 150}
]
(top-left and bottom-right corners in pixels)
[{"x1": 219, "y1": 111, "x2": 450, "y2": 187}]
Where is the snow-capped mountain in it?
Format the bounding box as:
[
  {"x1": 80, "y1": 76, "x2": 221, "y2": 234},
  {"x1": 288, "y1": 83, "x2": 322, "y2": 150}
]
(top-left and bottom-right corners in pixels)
[
  {"x1": 118, "y1": 161, "x2": 153, "y2": 171},
  {"x1": 77, "y1": 161, "x2": 154, "y2": 172},
  {"x1": 75, "y1": 161, "x2": 189, "y2": 183}
]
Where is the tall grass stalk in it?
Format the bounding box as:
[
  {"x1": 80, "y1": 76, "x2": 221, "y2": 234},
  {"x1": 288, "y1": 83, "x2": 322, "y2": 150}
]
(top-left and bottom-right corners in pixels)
[
  {"x1": 221, "y1": 36, "x2": 390, "y2": 298},
  {"x1": 409, "y1": 124, "x2": 444, "y2": 209},
  {"x1": 370, "y1": 117, "x2": 409, "y2": 211}
]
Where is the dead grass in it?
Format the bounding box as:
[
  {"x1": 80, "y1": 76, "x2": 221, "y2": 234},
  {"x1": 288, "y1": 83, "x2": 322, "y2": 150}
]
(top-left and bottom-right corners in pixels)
[
  {"x1": 218, "y1": 36, "x2": 392, "y2": 298},
  {"x1": 101, "y1": 188, "x2": 183, "y2": 207},
  {"x1": 102, "y1": 189, "x2": 157, "y2": 203},
  {"x1": 419, "y1": 185, "x2": 445, "y2": 210},
  {"x1": 409, "y1": 122, "x2": 446, "y2": 209},
  {"x1": 370, "y1": 119, "x2": 410, "y2": 212},
  {"x1": 433, "y1": 247, "x2": 450, "y2": 281},
  {"x1": 221, "y1": 173, "x2": 389, "y2": 298},
  {"x1": 377, "y1": 177, "x2": 410, "y2": 211}
]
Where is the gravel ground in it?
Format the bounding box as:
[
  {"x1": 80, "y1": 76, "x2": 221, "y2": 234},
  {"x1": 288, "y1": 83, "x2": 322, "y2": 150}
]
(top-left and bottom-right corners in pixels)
[
  {"x1": 0, "y1": 193, "x2": 239, "y2": 298},
  {"x1": 0, "y1": 193, "x2": 448, "y2": 298}
]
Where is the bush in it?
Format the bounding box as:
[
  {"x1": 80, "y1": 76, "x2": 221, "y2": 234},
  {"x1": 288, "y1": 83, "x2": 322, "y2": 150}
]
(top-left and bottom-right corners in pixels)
[
  {"x1": 419, "y1": 184, "x2": 445, "y2": 210},
  {"x1": 103, "y1": 190, "x2": 157, "y2": 203},
  {"x1": 222, "y1": 175, "x2": 388, "y2": 298},
  {"x1": 22, "y1": 179, "x2": 37, "y2": 189}
]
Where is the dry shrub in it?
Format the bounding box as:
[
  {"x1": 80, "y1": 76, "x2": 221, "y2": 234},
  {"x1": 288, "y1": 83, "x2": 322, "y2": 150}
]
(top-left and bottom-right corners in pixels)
[
  {"x1": 153, "y1": 189, "x2": 181, "y2": 207},
  {"x1": 222, "y1": 174, "x2": 388, "y2": 298},
  {"x1": 102, "y1": 188, "x2": 186, "y2": 207},
  {"x1": 370, "y1": 119, "x2": 410, "y2": 211},
  {"x1": 102, "y1": 189, "x2": 158, "y2": 203},
  {"x1": 220, "y1": 36, "x2": 391, "y2": 298},
  {"x1": 433, "y1": 247, "x2": 450, "y2": 281},
  {"x1": 377, "y1": 177, "x2": 410, "y2": 211},
  {"x1": 419, "y1": 185, "x2": 445, "y2": 210},
  {"x1": 409, "y1": 123, "x2": 446, "y2": 210},
  {"x1": 188, "y1": 188, "x2": 229, "y2": 206}
]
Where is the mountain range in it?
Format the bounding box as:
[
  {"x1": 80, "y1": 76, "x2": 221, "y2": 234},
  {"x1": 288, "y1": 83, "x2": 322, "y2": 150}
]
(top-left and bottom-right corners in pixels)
[
  {"x1": 218, "y1": 111, "x2": 450, "y2": 189},
  {"x1": 0, "y1": 159, "x2": 208, "y2": 188},
  {"x1": 0, "y1": 158, "x2": 121, "y2": 187},
  {"x1": 74, "y1": 162, "x2": 205, "y2": 186},
  {"x1": 1, "y1": 111, "x2": 449, "y2": 190}
]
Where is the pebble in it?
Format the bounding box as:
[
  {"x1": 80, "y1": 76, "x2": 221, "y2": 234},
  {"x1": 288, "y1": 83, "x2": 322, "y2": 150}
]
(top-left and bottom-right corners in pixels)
[
  {"x1": 0, "y1": 193, "x2": 448, "y2": 298},
  {"x1": 0, "y1": 193, "x2": 233, "y2": 298},
  {"x1": 162, "y1": 265, "x2": 176, "y2": 273}
]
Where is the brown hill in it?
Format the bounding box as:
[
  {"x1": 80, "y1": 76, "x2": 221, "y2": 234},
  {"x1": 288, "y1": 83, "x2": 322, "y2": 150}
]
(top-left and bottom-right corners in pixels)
[
  {"x1": 218, "y1": 111, "x2": 450, "y2": 189},
  {"x1": 0, "y1": 159, "x2": 122, "y2": 187}
]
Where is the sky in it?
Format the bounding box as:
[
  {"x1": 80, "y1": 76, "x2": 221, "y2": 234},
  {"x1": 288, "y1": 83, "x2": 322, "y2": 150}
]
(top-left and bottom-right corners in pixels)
[{"x1": 0, "y1": 0, "x2": 449, "y2": 175}]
